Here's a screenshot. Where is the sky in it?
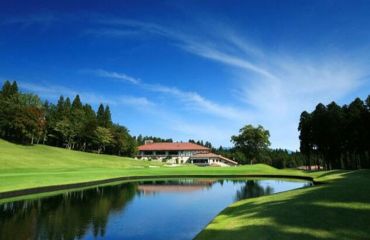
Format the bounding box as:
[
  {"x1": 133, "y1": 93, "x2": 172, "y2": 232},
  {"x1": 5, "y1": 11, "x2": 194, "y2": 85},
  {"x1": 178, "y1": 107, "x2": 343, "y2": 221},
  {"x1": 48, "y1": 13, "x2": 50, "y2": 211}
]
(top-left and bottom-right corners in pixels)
[{"x1": 1, "y1": 0, "x2": 370, "y2": 150}]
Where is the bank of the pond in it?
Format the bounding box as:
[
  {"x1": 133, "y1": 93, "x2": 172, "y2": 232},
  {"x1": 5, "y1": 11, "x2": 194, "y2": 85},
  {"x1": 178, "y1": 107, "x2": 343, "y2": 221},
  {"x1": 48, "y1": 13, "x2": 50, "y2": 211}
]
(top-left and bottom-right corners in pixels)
[
  {"x1": 2, "y1": 139, "x2": 370, "y2": 239},
  {"x1": 196, "y1": 169, "x2": 370, "y2": 240},
  {"x1": 0, "y1": 173, "x2": 315, "y2": 200},
  {"x1": 1, "y1": 138, "x2": 314, "y2": 198},
  {"x1": 0, "y1": 178, "x2": 311, "y2": 240}
]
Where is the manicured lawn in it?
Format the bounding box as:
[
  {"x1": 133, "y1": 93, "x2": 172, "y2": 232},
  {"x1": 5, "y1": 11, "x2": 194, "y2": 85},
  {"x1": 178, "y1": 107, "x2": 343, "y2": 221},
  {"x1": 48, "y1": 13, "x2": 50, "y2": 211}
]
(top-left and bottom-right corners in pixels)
[
  {"x1": 0, "y1": 139, "x2": 298, "y2": 193},
  {"x1": 196, "y1": 170, "x2": 370, "y2": 240},
  {"x1": 1, "y1": 139, "x2": 369, "y2": 239}
]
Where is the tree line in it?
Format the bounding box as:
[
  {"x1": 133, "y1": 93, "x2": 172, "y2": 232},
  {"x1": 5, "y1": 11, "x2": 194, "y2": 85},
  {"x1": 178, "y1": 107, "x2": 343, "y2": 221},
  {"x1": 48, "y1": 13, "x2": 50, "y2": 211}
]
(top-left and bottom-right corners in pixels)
[
  {"x1": 0, "y1": 81, "x2": 136, "y2": 156},
  {"x1": 299, "y1": 95, "x2": 370, "y2": 170},
  {"x1": 188, "y1": 139, "x2": 214, "y2": 149},
  {"x1": 134, "y1": 135, "x2": 174, "y2": 145},
  {"x1": 5, "y1": 80, "x2": 366, "y2": 169}
]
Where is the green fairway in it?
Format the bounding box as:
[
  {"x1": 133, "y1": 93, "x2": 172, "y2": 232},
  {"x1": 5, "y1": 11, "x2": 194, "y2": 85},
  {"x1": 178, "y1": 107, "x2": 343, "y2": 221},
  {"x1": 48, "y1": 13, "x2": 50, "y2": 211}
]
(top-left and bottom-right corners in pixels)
[
  {"x1": 0, "y1": 139, "x2": 298, "y2": 194},
  {"x1": 1, "y1": 139, "x2": 370, "y2": 240},
  {"x1": 196, "y1": 170, "x2": 370, "y2": 240}
]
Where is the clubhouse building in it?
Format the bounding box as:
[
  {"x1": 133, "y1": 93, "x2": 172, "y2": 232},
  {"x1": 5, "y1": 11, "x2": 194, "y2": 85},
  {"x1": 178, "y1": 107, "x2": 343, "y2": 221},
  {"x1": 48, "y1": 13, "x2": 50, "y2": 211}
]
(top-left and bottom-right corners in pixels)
[{"x1": 137, "y1": 141, "x2": 237, "y2": 166}]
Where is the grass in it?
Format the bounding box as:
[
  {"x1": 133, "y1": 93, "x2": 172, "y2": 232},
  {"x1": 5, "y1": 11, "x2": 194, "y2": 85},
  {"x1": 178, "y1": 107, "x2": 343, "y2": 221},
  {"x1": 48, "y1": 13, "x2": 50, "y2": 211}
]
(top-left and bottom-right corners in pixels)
[
  {"x1": 1, "y1": 139, "x2": 369, "y2": 239},
  {"x1": 196, "y1": 170, "x2": 370, "y2": 240},
  {"x1": 0, "y1": 139, "x2": 295, "y2": 194}
]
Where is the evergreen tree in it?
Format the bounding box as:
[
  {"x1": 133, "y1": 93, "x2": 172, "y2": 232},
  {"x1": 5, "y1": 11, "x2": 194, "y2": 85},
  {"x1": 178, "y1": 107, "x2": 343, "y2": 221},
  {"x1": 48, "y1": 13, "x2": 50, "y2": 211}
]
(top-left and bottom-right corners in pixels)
[
  {"x1": 96, "y1": 104, "x2": 105, "y2": 127},
  {"x1": 10, "y1": 81, "x2": 18, "y2": 95},
  {"x1": 79, "y1": 104, "x2": 98, "y2": 151},
  {"x1": 64, "y1": 97, "x2": 71, "y2": 115},
  {"x1": 71, "y1": 95, "x2": 83, "y2": 110},
  {"x1": 0, "y1": 81, "x2": 137, "y2": 157},
  {"x1": 0, "y1": 80, "x2": 18, "y2": 98},
  {"x1": 298, "y1": 95, "x2": 370, "y2": 170},
  {"x1": 103, "y1": 105, "x2": 112, "y2": 128}
]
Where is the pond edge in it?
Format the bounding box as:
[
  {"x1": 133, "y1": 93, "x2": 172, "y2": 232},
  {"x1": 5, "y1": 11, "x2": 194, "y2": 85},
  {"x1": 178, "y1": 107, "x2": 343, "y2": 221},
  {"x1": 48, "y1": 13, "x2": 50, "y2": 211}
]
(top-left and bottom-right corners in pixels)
[{"x1": 0, "y1": 174, "x2": 317, "y2": 200}]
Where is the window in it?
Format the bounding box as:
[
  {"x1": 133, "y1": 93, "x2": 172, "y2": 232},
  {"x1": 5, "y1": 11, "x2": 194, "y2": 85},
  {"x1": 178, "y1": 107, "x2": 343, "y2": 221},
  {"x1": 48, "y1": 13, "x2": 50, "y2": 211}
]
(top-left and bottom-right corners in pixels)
[
  {"x1": 168, "y1": 151, "x2": 179, "y2": 155},
  {"x1": 192, "y1": 159, "x2": 208, "y2": 164},
  {"x1": 156, "y1": 151, "x2": 166, "y2": 156}
]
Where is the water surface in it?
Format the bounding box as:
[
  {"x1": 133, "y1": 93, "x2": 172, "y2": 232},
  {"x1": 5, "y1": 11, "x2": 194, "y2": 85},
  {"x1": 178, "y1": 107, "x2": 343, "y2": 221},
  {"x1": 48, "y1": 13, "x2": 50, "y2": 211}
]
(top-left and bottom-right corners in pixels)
[{"x1": 0, "y1": 178, "x2": 311, "y2": 240}]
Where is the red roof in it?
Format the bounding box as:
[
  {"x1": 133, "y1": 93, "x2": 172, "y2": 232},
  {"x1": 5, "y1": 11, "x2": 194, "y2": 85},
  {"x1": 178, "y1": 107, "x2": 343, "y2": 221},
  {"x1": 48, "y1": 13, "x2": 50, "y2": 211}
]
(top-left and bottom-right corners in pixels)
[{"x1": 138, "y1": 142, "x2": 210, "y2": 151}]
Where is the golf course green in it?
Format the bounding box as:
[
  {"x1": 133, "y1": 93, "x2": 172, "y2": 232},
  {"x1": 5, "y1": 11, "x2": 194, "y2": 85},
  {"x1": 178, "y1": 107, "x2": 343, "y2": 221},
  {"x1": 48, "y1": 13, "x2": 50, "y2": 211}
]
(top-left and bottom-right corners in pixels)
[{"x1": 1, "y1": 138, "x2": 369, "y2": 239}]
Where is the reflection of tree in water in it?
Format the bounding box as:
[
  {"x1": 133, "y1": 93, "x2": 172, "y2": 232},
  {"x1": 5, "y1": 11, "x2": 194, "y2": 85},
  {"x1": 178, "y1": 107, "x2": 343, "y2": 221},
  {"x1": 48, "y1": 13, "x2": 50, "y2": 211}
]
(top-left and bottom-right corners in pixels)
[
  {"x1": 0, "y1": 183, "x2": 138, "y2": 240},
  {"x1": 235, "y1": 180, "x2": 274, "y2": 201}
]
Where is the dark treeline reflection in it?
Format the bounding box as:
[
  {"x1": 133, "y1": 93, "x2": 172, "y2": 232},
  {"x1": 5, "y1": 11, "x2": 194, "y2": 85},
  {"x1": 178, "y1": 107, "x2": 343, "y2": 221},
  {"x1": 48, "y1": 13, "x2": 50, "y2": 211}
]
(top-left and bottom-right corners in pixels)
[
  {"x1": 234, "y1": 180, "x2": 273, "y2": 201},
  {"x1": 0, "y1": 183, "x2": 138, "y2": 240},
  {"x1": 234, "y1": 180, "x2": 312, "y2": 201},
  {"x1": 0, "y1": 179, "x2": 310, "y2": 240}
]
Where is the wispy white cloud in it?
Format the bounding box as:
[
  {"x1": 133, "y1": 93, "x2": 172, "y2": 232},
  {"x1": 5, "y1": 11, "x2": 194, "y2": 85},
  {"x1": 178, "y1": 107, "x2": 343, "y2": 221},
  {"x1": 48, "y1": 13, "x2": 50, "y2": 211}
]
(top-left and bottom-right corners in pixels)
[
  {"x1": 143, "y1": 83, "x2": 250, "y2": 121},
  {"x1": 126, "y1": 102, "x2": 238, "y2": 146},
  {"x1": 116, "y1": 95, "x2": 153, "y2": 107},
  {"x1": 90, "y1": 19, "x2": 369, "y2": 149},
  {"x1": 233, "y1": 53, "x2": 367, "y2": 149},
  {"x1": 19, "y1": 81, "x2": 153, "y2": 108},
  {"x1": 84, "y1": 28, "x2": 142, "y2": 38},
  {"x1": 181, "y1": 42, "x2": 278, "y2": 80},
  {"x1": 20, "y1": 82, "x2": 78, "y2": 99},
  {"x1": 168, "y1": 119, "x2": 236, "y2": 145},
  {"x1": 96, "y1": 19, "x2": 176, "y2": 38},
  {"x1": 87, "y1": 69, "x2": 141, "y2": 84},
  {"x1": 15, "y1": 80, "x2": 234, "y2": 145},
  {"x1": 94, "y1": 19, "x2": 277, "y2": 80},
  {"x1": 87, "y1": 69, "x2": 250, "y2": 121},
  {"x1": 1, "y1": 13, "x2": 58, "y2": 28}
]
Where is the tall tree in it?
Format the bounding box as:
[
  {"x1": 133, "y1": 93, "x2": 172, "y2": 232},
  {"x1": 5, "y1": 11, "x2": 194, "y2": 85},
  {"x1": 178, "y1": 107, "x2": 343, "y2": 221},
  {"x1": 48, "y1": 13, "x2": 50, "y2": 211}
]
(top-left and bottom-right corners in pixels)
[
  {"x1": 79, "y1": 104, "x2": 98, "y2": 151},
  {"x1": 108, "y1": 124, "x2": 136, "y2": 156},
  {"x1": 365, "y1": 95, "x2": 370, "y2": 168},
  {"x1": 103, "y1": 105, "x2": 113, "y2": 128},
  {"x1": 56, "y1": 96, "x2": 65, "y2": 119},
  {"x1": 346, "y1": 98, "x2": 367, "y2": 169},
  {"x1": 70, "y1": 95, "x2": 84, "y2": 149},
  {"x1": 231, "y1": 124, "x2": 270, "y2": 164},
  {"x1": 298, "y1": 111, "x2": 313, "y2": 170},
  {"x1": 71, "y1": 95, "x2": 83, "y2": 110},
  {"x1": 299, "y1": 95, "x2": 370, "y2": 170},
  {"x1": 94, "y1": 127, "x2": 113, "y2": 154},
  {"x1": 324, "y1": 102, "x2": 344, "y2": 169},
  {"x1": 0, "y1": 80, "x2": 18, "y2": 98},
  {"x1": 96, "y1": 104, "x2": 105, "y2": 127},
  {"x1": 0, "y1": 81, "x2": 137, "y2": 158}
]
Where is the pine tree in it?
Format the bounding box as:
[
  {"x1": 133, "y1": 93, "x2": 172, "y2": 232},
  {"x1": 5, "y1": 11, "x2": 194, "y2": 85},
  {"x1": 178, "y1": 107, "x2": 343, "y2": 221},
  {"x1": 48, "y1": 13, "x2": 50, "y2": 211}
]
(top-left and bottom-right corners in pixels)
[
  {"x1": 96, "y1": 104, "x2": 105, "y2": 127},
  {"x1": 10, "y1": 81, "x2": 18, "y2": 95},
  {"x1": 103, "y1": 105, "x2": 112, "y2": 128},
  {"x1": 1, "y1": 80, "x2": 18, "y2": 98},
  {"x1": 56, "y1": 96, "x2": 65, "y2": 119},
  {"x1": 64, "y1": 97, "x2": 71, "y2": 115},
  {"x1": 72, "y1": 95, "x2": 83, "y2": 110}
]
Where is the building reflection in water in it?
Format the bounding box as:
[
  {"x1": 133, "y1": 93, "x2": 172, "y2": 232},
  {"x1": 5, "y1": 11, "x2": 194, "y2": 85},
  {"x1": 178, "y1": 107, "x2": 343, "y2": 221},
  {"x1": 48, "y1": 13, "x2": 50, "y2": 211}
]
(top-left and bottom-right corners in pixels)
[{"x1": 137, "y1": 179, "x2": 215, "y2": 194}]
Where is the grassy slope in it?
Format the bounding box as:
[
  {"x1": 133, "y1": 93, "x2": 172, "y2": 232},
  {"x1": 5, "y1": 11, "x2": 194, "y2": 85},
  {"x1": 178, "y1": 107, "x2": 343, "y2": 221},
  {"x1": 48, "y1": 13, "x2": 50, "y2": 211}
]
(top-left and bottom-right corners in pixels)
[
  {"x1": 1, "y1": 139, "x2": 369, "y2": 239},
  {"x1": 0, "y1": 139, "x2": 165, "y2": 192},
  {"x1": 196, "y1": 170, "x2": 370, "y2": 240},
  {"x1": 0, "y1": 139, "x2": 288, "y2": 193}
]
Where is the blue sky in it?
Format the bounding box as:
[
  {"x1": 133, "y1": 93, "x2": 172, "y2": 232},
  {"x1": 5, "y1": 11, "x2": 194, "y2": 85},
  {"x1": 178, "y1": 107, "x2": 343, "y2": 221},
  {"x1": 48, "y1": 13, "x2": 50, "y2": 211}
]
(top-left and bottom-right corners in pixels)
[{"x1": 1, "y1": 0, "x2": 370, "y2": 149}]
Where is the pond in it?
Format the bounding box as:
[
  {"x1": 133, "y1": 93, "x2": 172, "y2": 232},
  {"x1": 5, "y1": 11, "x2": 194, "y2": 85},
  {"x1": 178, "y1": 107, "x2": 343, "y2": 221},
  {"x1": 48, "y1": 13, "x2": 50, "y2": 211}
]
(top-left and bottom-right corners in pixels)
[{"x1": 0, "y1": 178, "x2": 312, "y2": 240}]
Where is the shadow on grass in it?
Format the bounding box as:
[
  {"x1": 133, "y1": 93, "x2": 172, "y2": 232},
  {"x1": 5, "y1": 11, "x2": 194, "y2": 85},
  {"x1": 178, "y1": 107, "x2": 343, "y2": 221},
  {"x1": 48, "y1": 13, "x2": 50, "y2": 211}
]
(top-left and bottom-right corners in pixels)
[
  {"x1": 196, "y1": 170, "x2": 370, "y2": 240},
  {"x1": 313, "y1": 170, "x2": 353, "y2": 180}
]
